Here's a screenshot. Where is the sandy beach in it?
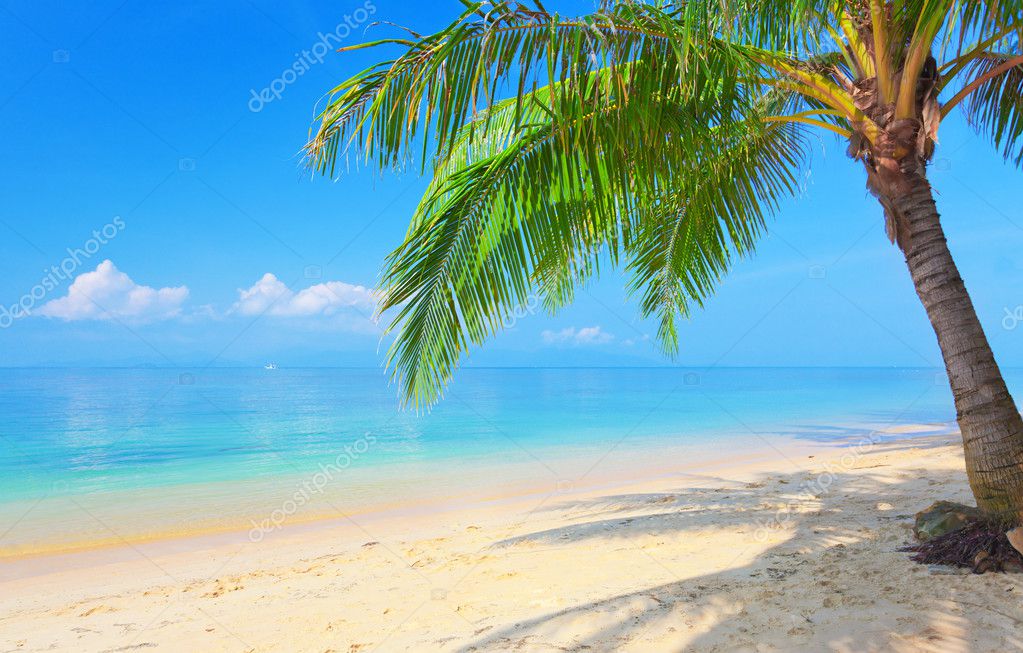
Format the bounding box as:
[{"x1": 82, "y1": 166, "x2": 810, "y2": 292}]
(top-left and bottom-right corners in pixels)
[{"x1": 2, "y1": 432, "x2": 1021, "y2": 653}]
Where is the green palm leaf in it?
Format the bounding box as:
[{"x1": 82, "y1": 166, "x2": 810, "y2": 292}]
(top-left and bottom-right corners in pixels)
[
  {"x1": 307, "y1": 0, "x2": 1023, "y2": 408},
  {"x1": 377, "y1": 60, "x2": 805, "y2": 406},
  {"x1": 626, "y1": 119, "x2": 806, "y2": 355},
  {"x1": 962, "y1": 51, "x2": 1023, "y2": 165},
  {"x1": 305, "y1": 1, "x2": 747, "y2": 177}
]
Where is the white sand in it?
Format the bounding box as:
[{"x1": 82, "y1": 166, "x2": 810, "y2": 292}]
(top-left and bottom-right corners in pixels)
[{"x1": 2, "y1": 434, "x2": 1021, "y2": 652}]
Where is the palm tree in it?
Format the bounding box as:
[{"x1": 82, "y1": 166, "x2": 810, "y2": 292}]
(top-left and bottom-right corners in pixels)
[{"x1": 307, "y1": 0, "x2": 1023, "y2": 524}]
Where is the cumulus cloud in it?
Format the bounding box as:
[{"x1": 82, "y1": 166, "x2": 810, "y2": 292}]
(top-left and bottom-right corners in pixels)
[
  {"x1": 36, "y1": 260, "x2": 188, "y2": 322},
  {"x1": 541, "y1": 325, "x2": 614, "y2": 346},
  {"x1": 232, "y1": 273, "x2": 378, "y2": 318}
]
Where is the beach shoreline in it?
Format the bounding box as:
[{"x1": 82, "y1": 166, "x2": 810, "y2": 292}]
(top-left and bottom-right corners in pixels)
[
  {"x1": 0, "y1": 418, "x2": 956, "y2": 563},
  {"x1": 1, "y1": 431, "x2": 831, "y2": 567},
  {"x1": 4, "y1": 429, "x2": 1021, "y2": 652}
]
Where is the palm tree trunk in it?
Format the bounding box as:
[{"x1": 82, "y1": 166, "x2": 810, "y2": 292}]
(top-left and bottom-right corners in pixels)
[{"x1": 892, "y1": 174, "x2": 1023, "y2": 524}]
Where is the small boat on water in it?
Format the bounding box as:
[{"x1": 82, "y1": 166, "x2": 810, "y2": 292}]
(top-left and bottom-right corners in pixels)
[{"x1": 264, "y1": 362, "x2": 278, "y2": 370}]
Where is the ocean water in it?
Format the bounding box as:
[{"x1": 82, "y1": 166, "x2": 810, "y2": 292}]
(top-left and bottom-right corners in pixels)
[{"x1": 0, "y1": 367, "x2": 1019, "y2": 555}]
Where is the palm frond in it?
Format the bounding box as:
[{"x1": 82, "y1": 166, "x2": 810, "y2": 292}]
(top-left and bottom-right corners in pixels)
[
  {"x1": 378, "y1": 50, "x2": 765, "y2": 407},
  {"x1": 955, "y1": 0, "x2": 1023, "y2": 43},
  {"x1": 304, "y1": 0, "x2": 745, "y2": 178},
  {"x1": 307, "y1": 0, "x2": 1023, "y2": 408},
  {"x1": 729, "y1": 0, "x2": 838, "y2": 50},
  {"x1": 961, "y1": 52, "x2": 1023, "y2": 165},
  {"x1": 625, "y1": 119, "x2": 807, "y2": 354}
]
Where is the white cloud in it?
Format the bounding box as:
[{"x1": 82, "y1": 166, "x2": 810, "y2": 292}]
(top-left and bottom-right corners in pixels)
[
  {"x1": 541, "y1": 325, "x2": 614, "y2": 346},
  {"x1": 36, "y1": 260, "x2": 188, "y2": 322},
  {"x1": 232, "y1": 273, "x2": 378, "y2": 318}
]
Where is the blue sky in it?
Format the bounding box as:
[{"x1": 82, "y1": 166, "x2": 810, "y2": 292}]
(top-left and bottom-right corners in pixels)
[{"x1": 1, "y1": 0, "x2": 1021, "y2": 370}]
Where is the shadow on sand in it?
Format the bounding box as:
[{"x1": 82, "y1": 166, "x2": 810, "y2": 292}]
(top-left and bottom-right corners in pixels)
[{"x1": 452, "y1": 448, "x2": 1022, "y2": 652}]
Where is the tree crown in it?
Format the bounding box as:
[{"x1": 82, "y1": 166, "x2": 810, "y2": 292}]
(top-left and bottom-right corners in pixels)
[{"x1": 307, "y1": 0, "x2": 1023, "y2": 407}]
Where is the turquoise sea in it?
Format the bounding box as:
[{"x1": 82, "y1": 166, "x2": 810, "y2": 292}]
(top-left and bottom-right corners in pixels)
[{"x1": 1, "y1": 367, "x2": 1020, "y2": 555}]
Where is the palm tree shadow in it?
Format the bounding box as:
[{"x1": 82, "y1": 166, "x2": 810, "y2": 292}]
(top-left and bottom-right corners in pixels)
[{"x1": 454, "y1": 459, "x2": 1023, "y2": 652}]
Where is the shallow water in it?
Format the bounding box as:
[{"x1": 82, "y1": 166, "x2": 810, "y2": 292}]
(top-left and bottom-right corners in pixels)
[{"x1": 0, "y1": 367, "x2": 1017, "y2": 554}]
